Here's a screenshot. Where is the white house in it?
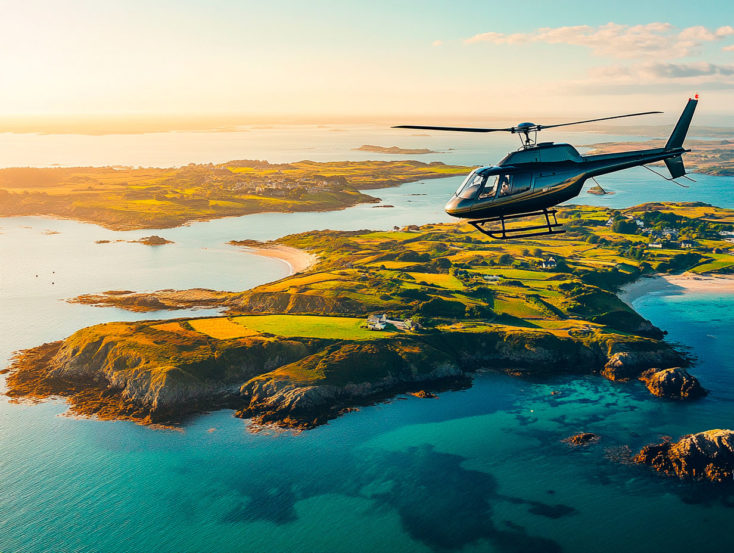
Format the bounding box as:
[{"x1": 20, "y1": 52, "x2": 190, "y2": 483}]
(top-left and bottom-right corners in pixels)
[
  {"x1": 541, "y1": 257, "x2": 557, "y2": 270},
  {"x1": 367, "y1": 314, "x2": 387, "y2": 331}
]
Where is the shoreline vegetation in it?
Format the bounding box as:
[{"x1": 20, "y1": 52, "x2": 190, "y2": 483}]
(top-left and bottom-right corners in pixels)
[
  {"x1": 6, "y1": 201, "x2": 734, "y2": 440},
  {"x1": 0, "y1": 160, "x2": 470, "y2": 230}
]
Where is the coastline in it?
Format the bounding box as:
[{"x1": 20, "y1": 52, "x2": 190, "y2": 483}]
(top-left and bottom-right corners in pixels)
[
  {"x1": 243, "y1": 244, "x2": 318, "y2": 275},
  {"x1": 619, "y1": 273, "x2": 734, "y2": 306}
]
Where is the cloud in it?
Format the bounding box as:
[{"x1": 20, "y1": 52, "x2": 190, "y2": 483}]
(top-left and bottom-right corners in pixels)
[
  {"x1": 432, "y1": 40, "x2": 443, "y2": 47},
  {"x1": 724, "y1": 44, "x2": 734, "y2": 52},
  {"x1": 590, "y1": 61, "x2": 734, "y2": 80},
  {"x1": 465, "y1": 23, "x2": 734, "y2": 59},
  {"x1": 562, "y1": 61, "x2": 734, "y2": 95}
]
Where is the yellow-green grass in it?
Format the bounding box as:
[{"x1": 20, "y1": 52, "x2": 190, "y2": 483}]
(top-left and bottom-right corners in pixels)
[
  {"x1": 407, "y1": 272, "x2": 466, "y2": 290},
  {"x1": 487, "y1": 268, "x2": 551, "y2": 280},
  {"x1": 259, "y1": 272, "x2": 345, "y2": 293},
  {"x1": 151, "y1": 321, "x2": 185, "y2": 333},
  {"x1": 232, "y1": 315, "x2": 395, "y2": 340},
  {"x1": 188, "y1": 318, "x2": 260, "y2": 340},
  {"x1": 367, "y1": 261, "x2": 420, "y2": 269},
  {"x1": 494, "y1": 297, "x2": 547, "y2": 319},
  {"x1": 360, "y1": 231, "x2": 418, "y2": 241},
  {"x1": 690, "y1": 256, "x2": 734, "y2": 274}
]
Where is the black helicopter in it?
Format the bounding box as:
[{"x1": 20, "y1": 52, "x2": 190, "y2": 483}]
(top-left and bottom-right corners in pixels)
[{"x1": 394, "y1": 97, "x2": 698, "y2": 239}]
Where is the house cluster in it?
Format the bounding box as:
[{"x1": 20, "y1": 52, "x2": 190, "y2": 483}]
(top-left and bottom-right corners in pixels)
[
  {"x1": 220, "y1": 173, "x2": 339, "y2": 196},
  {"x1": 366, "y1": 314, "x2": 418, "y2": 331},
  {"x1": 605, "y1": 216, "x2": 705, "y2": 250},
  {"x1": 540, "y1": 256, "x2": 557, "y2": 270}
]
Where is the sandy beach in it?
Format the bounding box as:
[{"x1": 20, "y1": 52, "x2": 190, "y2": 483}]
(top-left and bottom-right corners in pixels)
[
  {"x1": 248, "y1": 245, "x2": 319, "y2": 275},
  {"x1": 619, "y1": 273, "x2": 734, "y2": 306}
]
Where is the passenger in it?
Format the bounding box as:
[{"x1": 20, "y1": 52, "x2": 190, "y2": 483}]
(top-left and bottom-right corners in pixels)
[{"x1": 498, "y1": 175, "x2": 511, "y2": 196}]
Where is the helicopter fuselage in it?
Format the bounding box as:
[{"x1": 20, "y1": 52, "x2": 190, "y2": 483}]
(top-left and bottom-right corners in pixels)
[{"x1": 444, "y1": 142, "x2": 687, "y2": 220}]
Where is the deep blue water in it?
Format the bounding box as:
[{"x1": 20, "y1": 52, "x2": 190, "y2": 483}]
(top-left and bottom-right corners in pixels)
[{"x1": 1, "y1": 129, "x2": 733, "y2": 552}]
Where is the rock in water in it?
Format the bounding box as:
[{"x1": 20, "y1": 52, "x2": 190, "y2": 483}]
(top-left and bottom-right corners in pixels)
[
  {"x1": 639, "y1": 367, "x2": 706, "y2": 399},
  {"x1": 587, "y1": 184, "x2": 608, "y2": 195},
  {"x1": 563, "y1": 433, "x2": 600, "y2": 446},
  {"x1": 601, "y1": 349, "x2": 683, "y2": 381},
  {"x1": 634, "y1": 429, "x2": 734, "y2": 483},
  {"x1": 133, "y1": 235, "x2": 173, "y2": 246},
  {"x1": 410, "y1": 390, "x2": 437, "y2": 399}
]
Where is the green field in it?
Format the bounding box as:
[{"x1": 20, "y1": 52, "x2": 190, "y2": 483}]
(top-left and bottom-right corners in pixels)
[
  {"x1": 231, "y1": 315, "x2": 394, "y2": 340},
  {"x1": 407, "y1": 272, "x2": 466, "y2": 290}
]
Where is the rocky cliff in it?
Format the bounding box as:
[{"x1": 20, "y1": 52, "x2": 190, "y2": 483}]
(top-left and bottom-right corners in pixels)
[{"x1": 5, "y1": 321, "x2": 687, "y2": 429}]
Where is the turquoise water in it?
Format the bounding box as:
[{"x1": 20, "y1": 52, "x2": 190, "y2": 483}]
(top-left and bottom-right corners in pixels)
[
  {"x1": 1, "y1": 129, "x2": 734, "y2": 552},
  {"x1": 2, "y1": 291, "x2": 733, "y2": 552}
]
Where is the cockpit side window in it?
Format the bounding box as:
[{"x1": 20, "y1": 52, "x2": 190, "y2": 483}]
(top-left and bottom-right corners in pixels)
[
  {"x1": 457, "y1": 171, "x2": 486, "y2": 199},
  {"x1": 497, "y1": 174, "x2": 513, "y2": 197}
]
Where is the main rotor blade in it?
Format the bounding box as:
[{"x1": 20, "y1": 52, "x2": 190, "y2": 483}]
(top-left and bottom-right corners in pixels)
[
  {"x1": 392, "y1": 125, "x2": 513, "y2": 133},
  {"x1": 538, "y1": 111, "x2": 662, "y2": 130}
]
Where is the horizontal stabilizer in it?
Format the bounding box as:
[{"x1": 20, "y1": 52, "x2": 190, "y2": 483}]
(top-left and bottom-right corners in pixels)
[{"x1": 665, "y1": 155, "x2": 686, "y2": 179}]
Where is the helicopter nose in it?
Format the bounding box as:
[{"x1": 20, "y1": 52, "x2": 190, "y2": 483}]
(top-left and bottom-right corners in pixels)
[{"x1": 444, "y1": 196, "x2": 461, "y2": 216}]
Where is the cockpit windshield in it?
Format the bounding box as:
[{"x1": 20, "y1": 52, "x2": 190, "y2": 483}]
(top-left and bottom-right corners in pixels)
[{"x1": 455, "y1": 169, "x2": 488, "y2": 199}]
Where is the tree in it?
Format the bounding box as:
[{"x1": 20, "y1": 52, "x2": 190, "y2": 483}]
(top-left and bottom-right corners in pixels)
[{"x1": 612, "y1": 219, "x2": 638, "y2": 235}]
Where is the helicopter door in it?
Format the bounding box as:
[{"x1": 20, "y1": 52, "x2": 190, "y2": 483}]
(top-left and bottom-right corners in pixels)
[
  {"x1": 497, "y1": 173, "x2": 533, "y2": 197},
  {"x1": 511, "y1": 173, "x2": 533, "y2": 194}
]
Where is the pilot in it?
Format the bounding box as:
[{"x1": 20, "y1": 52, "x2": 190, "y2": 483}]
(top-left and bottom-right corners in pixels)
[{"x1": 479, "y1": 177, "x2": 497, "y2": 199}]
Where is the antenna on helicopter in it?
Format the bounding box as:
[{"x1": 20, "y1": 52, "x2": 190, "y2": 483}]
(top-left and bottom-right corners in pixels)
[{"x1": 393, "y1": 111, "x2": 663, "y2": 150}]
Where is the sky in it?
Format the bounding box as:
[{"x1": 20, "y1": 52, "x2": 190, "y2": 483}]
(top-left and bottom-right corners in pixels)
[{"x1": 0, "y1": 0, "x2": 732, "y2": 126}]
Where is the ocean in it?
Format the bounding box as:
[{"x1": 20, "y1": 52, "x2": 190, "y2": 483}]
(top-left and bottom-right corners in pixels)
[{"x1": 0, "y1": 128, "x2": 733, "y2": 552}]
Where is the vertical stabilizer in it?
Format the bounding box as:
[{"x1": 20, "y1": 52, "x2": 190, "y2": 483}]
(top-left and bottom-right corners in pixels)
[{"x1": 665, "y1": 97, "x2": 698, "y2": 151}]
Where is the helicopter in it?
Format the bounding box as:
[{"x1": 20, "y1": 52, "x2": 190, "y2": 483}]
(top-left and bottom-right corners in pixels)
[{"x1": 394, "y1": 96, "x2": 698, "y2": 239}]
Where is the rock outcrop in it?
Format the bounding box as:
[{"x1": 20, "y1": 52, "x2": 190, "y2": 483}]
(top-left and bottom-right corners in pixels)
[
  {"x1": 563, "y1": 433, "x2": 600, "y2": 446},
  {"x1": 132, "y1": 235, "x2": 173, "y2": 246},
  {"x1": 639, "y1": 367, "x2": 706, "y2": 399},
  {"x1": 634, "y1": 429, "x2": 734, "y2": 483},
  {"x1": 410, "y1": 390, "x2": 438, "y2": 399},
  {"x1": 236, "y1": 340, "x2": 462, "y2": 429},
  {"x1": 601, "y1": 348, "x2": 684, "y2": 381}
]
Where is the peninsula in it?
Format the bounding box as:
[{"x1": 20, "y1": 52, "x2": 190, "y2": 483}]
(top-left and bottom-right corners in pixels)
[
  {"x1": 7, "y1": 202, "x2": 734, "y2": 430},
  {"x1": 354, "y1": 145, "x2": 440, "y2": 155},
  {"x1": 0, "y1": 160, "x2": 469, "y2": 230}
]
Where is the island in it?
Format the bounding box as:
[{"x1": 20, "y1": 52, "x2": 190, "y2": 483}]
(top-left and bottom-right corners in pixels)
[
  {"x1": 353, "y1": 145, "x2": 440, "y2": 155},
  {"x1": 0, "y1": 160, "x2": 470, "y2": 230},
  {"x1": 583, "y1": 139, "x2": 734, "y2": 176},
  {"x1": 130, "y1": 235, "x2": 173, "y2": 246},
  {"x1": 5, "y1": 202, "x2": 734, "y2": 430}
]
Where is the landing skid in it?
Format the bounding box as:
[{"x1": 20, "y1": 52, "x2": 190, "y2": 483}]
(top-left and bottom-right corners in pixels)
[{"x1": 468, "y1": 209, "x2": 565, "y2": 240}]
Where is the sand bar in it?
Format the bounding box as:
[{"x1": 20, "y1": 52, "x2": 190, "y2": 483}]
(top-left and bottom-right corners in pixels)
[{"x1": 248, "y1": 245, "x2": 318, "y2": 275}]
